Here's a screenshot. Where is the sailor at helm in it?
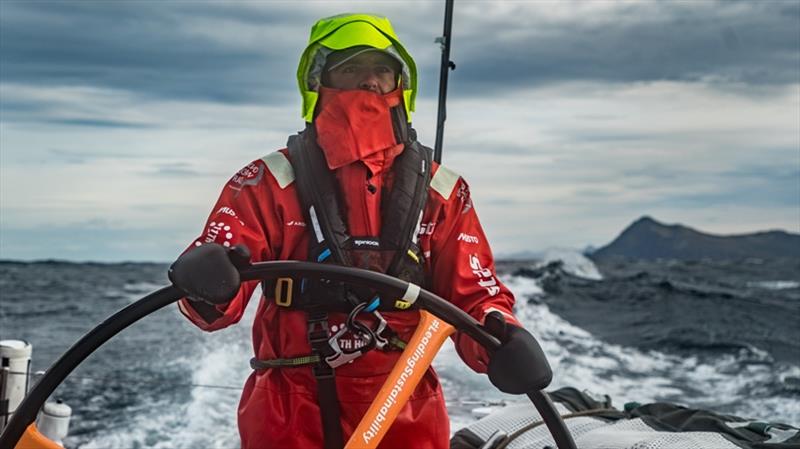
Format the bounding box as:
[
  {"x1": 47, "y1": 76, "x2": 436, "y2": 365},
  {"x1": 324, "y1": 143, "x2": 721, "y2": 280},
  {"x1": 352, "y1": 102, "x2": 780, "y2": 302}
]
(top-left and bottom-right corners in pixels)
[{"x1": 172, "y1": 13, "x2": 527, "y2": 449}]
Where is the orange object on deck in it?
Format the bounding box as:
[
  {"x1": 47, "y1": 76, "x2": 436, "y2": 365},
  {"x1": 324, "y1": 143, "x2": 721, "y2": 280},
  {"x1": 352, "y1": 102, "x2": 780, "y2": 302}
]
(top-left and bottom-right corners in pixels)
[
  {"x1": 14, "y1": 423, "x2": 62, "y2": 449},
  {"x1": 345, "y1": 310, "x2": 456, "y2": 449}
]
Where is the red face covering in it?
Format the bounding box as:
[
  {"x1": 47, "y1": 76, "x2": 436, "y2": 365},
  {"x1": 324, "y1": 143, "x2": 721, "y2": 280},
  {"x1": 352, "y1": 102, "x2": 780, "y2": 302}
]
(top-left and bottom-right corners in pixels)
[{"x1": 314, "y1": 86, "x2": 405, "y2": 174}]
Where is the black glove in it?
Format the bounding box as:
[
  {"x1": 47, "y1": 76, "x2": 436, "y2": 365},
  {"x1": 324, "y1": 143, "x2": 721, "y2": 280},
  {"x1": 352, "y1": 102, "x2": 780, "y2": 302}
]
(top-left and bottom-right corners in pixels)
[
  {"x1": 168, "y1": 243, "x2": 250, "y2": 305},
  {"x1": 484, "y1": 311, "x2": 552, "y2": 394}
]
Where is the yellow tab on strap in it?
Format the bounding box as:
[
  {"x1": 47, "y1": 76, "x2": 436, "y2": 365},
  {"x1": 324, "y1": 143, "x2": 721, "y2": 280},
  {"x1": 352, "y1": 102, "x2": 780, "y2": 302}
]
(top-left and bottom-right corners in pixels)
[
  {"x1": 407, "y1": 249, "x2": 420, "y2": 264},
  {"x1": 394, "y1": 299, "x2": 412, "y2": 310}
]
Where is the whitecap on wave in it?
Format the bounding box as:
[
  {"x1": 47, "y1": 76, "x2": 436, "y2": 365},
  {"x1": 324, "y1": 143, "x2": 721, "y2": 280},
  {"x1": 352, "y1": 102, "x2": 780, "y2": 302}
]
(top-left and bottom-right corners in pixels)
[
  {"x1": 539, "y1": 248, "x2": 603, "y2": 280},
  {"x1": 77, "y1": 288, "x2": 259, "y2": 448},
  {"x1": 75, "y1": 269, "x2": 799, "y2": 447},
  {"x1": 747, "y1": 280, "x2": 800, "y2": 290},
  {"x1": 441, "y1": 271, "x2": 800, "y2": 431}
]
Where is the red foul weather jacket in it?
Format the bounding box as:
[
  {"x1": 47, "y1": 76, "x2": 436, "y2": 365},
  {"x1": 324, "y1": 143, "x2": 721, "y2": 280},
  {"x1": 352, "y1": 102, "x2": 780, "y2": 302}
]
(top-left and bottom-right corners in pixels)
[{"x1": 178, "y1": 143, "x2": 519, "y2": 449}]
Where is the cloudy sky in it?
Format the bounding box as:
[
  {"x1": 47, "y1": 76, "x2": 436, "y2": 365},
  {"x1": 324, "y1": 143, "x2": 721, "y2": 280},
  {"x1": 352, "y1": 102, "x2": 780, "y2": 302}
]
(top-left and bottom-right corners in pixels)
[{"x1": 1, "y1": 1, "x2": 798, "y2": 262}]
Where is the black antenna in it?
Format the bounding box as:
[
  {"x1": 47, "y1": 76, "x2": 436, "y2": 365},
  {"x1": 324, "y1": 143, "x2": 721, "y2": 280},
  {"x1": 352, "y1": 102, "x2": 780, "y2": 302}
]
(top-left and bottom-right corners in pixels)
[{"x1": 434, "y1": 0, "x2": 455, "y2": 164}]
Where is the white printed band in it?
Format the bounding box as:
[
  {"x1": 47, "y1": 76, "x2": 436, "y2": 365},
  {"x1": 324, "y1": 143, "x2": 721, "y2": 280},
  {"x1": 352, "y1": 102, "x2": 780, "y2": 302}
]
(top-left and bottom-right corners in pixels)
[
  {"x1": 401, "y1": 283, "x2": 421, "y2": 305},
  {"x1": 309, "y1": 206, "x2": 324, "y2": 243},
  {"x1": 411, "y1": 210, "x2": 424, "y2": 244}
]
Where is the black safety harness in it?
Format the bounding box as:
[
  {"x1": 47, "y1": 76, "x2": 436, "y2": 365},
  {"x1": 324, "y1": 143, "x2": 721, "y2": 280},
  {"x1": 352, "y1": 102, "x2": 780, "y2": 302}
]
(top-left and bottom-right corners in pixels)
[{"x1": 250, "y1": 114, "x2": 433, "y2": 448}]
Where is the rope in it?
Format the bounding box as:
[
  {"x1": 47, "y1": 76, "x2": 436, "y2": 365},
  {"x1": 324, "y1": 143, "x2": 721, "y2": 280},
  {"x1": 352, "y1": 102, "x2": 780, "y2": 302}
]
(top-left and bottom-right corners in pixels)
[
  {"x1": 1, "y1": 369, "x2": 242, "y2": 391},
  {"x1": 494, "y1": 407, "x2": 618, "y2": 449}
]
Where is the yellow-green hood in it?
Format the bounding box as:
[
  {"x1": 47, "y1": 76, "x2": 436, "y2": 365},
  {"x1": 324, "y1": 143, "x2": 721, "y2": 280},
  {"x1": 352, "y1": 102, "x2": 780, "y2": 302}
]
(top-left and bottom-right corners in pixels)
[{"x1": 297, "y1": 13, "x2": 417, "y2": 123}]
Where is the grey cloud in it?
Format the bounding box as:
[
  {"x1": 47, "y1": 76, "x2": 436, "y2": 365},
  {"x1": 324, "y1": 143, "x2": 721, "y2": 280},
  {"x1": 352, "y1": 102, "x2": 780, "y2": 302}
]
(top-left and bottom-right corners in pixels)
[
  {"x1": 47, "y1": 148, "x2": 89, "y2": 165},
  {"x1": 444, "y1": 1, "x2": 800, "y2": 96},
  {"x1": 588, "y1": 163, "x2": 799, "y2": 209},
  {"x1": 43, "y1": 118, "x2": 155, "y2": 128},
  {"x1": 478, "y1": 196, "x2": 524, "y2": 206},
  {"x1": 0, "y1": 2, "x2": 299, "y2": 104},
  {"x1": 146, "y1": 163, "x2": 204, "y2": 177},
  {"x1": 640, "y1": 180, "x2": 799, "y2": 209},
  {"x1": 0, "y1": 224, "x2": 183, "y2": 262},
  {"x1": 451, "y1": 141, "x2": 539, "y2": 155},
  {"x1": 561, "y1": 131, "x2": 657, "y2": 144},
  {"x1": 48, "y1": 148, "x2": 160, "y2": 162},
  {"x1": 718, "y1": 160, "x2": 800, "y2": 182},
  {"x1": 0, "y1": 97, "x2": 46, "y2": 114},
  {"x1": 1, "y1": 2, "x2": 797, "y2": 119}
]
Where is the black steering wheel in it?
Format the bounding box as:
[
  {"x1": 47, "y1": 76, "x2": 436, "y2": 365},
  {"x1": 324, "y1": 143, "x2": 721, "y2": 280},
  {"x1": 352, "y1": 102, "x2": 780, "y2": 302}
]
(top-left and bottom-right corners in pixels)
[{"x1": 0, "y1": 260, "x2": 577, "y2": 449}]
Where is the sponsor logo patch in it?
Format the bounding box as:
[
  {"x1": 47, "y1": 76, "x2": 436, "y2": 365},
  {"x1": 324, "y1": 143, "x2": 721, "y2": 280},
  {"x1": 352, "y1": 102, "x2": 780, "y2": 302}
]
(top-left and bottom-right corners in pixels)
[
  {"x1": 456, "y1": 183, "x2": 473, "y2": 215},
  {"x1": 457, "y1": 233, "x2": 480, "y2": 244},
  {"x1": 216, "y1": 206, "x2": 237, "y2": 217},
  {"x1": 213, "y1": 206, "x2": 245, "y2": 225},
  {"x1": 196, "y1": 221, "x2": 235, "y2": 248},
  {"x1": 227, "y1": 162, "x2": 263, "y2": 193},
  {"x1": 469, "y1": 254, "x2": 500, "y2": 296},
  {"x1": 418, "y1": 222, "x2": 436, "y2": 236},
  {"x1": 353, "y1": 238, "x2": 380, "y2": 248},
  {"x1": 329, "y1": 323, "x2": 372, "y2": 351}
]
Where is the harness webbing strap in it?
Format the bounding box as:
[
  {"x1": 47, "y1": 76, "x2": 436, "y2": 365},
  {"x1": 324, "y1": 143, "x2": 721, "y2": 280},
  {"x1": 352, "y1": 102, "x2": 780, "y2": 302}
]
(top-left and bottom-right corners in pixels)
[
  {"x1": 279, "y1": 122, "x2": 431, "y2": 449},
  {"x1": 249, "y1": 335, "x2": 408, "y2": 370},
  {"x1": 316, "y1": 371, "x2": 344, "y2": 449},
  {"x1": 306, "y1": 307, "x2": 344, "y2": 449},
  {"x1": 250, "y1": 355, "x2": 321, "y2": 369},
  {"x1": 288, "y1": 130, "x2": 351, "y2": 266},
  {"x1": 382, "y1": 140, "x2": 433, "y2": 277},
  {"x1": 389, "y1": 335, "x2": 407, "y2": 350}
]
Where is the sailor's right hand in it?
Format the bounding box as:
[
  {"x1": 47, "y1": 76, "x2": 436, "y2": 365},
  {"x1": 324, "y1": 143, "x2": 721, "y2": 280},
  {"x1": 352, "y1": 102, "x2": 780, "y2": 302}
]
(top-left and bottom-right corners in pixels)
[{"x1": 168, "y1": 243, "x2": 251, "y2": 305}]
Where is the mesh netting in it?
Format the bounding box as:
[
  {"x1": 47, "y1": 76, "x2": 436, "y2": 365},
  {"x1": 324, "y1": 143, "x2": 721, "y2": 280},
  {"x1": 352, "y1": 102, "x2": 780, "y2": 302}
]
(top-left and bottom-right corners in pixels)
[
  {"x1": 575, "y1": 418, "x2": 741, "y2": 449},
  {"x1": 460, "y1": 402, "x2": 742, "y2": 449}
]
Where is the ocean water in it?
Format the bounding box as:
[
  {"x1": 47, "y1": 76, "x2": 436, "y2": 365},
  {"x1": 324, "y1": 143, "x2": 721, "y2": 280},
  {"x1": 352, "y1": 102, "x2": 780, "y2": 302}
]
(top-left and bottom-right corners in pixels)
[{"x1": 0, "y1": 252, "x2": 798, "y2": 448}]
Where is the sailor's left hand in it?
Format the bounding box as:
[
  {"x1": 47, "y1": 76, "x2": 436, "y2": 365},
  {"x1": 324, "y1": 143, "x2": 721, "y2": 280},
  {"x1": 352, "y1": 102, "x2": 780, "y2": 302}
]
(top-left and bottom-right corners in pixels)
[{"x1": 484, "y1": 311, "x2": 552, "y2": 394}]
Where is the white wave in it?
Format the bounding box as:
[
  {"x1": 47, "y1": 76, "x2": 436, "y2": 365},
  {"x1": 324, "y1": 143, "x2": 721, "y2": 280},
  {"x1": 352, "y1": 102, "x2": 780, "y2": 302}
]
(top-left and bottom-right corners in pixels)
[
  {"x1": 441, "y1": 272, "x2": 800, "y2": 432},
  {"x1": 747, "y1": 280, "x2": 800, "y2": 290},
  {"x1": 170, "y1": 286, "x2": 260, "y2": 447},
  {"x1": 79, "y1": 288, "x2": 259, "y2": 448},
  {"x1": 79, "y1": 274, "x2": 800, "y2": 447},
  {"x1": 169, "y1": 332, "x2": 251, "y2": 448},
  {"x1": 505, "y1": 273, "x2": 686, "y2": 404},
  {"x1": 540, "y1": 247, "x2": 603, "y2": 280},
  {"x1": 503, "y1": 273, "x2": 545, "y2": 298},
  {"x1": 102, "y1": 281, "x2": 173, "y2": 304},
  {"x1": 121, "y1": 281, "x2": 165, "y2": 294}
]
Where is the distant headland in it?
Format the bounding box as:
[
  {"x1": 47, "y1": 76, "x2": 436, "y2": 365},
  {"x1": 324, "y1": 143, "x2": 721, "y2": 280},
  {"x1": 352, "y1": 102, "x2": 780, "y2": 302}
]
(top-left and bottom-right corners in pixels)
[{"x1": 591, "y1": 216, "x2": 799, "y2": 261}]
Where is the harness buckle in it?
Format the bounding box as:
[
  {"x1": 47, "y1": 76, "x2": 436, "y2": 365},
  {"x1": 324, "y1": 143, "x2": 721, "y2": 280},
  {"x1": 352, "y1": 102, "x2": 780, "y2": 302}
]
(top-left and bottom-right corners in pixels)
[
  {"x1": 321, "y1": 307, "x2": 379, "y2": 368},
  {"x1": 312, "y1": 363, "x2": 334, "y2": 379},
  {"x1": 307, "y1": 317, "x2": 330, "y2": 346},
  {"x1": 274, "y1": 277, "x2": 294, "y2": 307},
  {"x1": 325, "y1": 345, "x2": 367, "y2": 368},
  {"x1": 371, "y1": 311, "x2": 390, "y2": 350},
  {"x1": 324, "y1": 330, "x2": 375, "y2": 368}
]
